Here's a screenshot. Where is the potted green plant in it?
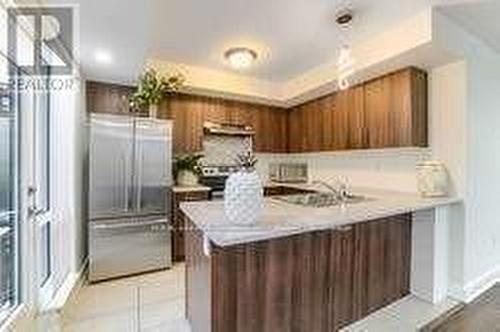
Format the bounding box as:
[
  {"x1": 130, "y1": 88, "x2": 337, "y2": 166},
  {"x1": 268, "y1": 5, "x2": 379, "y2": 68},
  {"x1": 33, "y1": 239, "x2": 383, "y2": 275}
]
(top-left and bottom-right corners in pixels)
[
  {"x1": 130, "y1": 68, "x2": 184, "y2": 117},
  {"x1": 173, "y1": 153, "x2": 204, "y2": 187}
]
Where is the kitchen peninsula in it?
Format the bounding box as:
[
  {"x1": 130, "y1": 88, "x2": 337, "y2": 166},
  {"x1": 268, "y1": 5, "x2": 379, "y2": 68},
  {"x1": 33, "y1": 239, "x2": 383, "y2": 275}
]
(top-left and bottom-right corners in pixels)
[{"x1": 181, "y1": 186, "x2": 460, "y2": 332}]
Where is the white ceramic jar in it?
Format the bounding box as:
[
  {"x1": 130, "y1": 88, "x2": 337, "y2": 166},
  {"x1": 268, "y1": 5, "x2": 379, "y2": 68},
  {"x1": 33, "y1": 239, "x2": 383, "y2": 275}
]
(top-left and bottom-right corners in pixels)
[
  {"x1": 224, "y1": 170, "x2": 264, "y2": 225},
  {"x1": 416, "y1": 161, "x2": 449, "y2": 197}
]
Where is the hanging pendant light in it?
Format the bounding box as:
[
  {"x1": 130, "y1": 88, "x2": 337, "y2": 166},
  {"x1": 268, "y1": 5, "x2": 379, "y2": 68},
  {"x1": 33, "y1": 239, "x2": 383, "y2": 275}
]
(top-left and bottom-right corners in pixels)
[
  {"x1": 335, "y1": 7, "x2": 356, "y2": 90},
  {"x1": 337, "y1": 45, "x2": 355, "y2": 90}
]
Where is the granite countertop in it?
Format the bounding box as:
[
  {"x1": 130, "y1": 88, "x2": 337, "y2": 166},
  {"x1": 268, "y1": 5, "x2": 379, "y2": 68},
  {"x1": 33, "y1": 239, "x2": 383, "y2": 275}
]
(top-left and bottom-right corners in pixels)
[
  {"x1": 172, "y1": 185, "x2": 211, "y2": 193},
  {"x1": 180, "y1": 186, "x2": 462, "y2": 247}
]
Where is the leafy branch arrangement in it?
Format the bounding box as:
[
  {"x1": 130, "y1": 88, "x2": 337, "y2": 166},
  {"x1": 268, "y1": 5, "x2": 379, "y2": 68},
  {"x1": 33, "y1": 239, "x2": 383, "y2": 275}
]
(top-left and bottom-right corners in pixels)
[
  {"x1": 130, "y1": 68, "x2": 184, "y2": 109},
  {"x1": 236, "y1": 151, "x2": 258, "y2": 172},
  {"x1": 173, "y1": 153, "x2": 204, "y2": 178}
]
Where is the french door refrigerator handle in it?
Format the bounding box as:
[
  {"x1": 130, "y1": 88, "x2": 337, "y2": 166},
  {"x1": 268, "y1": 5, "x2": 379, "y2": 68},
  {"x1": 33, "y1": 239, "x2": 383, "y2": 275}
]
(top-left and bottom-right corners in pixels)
[
  {"x1": 129, "y1": 117, "x2": 138, "y2": 212},
  {"x1": 122, "y1": 153, "x2": 129, "y2": 212},
  {"x1": 135, "y1": 136, "x2": 143, "y2": 212},
  {"x1": 92, "y1": 219, "x2": 168, "y2": 230}
]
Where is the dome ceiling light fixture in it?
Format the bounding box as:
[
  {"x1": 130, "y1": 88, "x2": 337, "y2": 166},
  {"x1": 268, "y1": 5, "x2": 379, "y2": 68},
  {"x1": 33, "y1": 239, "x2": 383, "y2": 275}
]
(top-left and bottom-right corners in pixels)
[
  {"x1": 335, "y1": 6, "x2": 356, "y2": 90},
  {"x1": 224, "y1": 47, "x2": 258, "y2": 70}
]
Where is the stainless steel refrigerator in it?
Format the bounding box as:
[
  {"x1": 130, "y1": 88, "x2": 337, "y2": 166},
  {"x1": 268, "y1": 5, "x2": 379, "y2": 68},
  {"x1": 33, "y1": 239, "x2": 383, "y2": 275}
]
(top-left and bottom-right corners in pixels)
[{"x1": 88, "y1": 113, "x2": 173, "y2": 282}]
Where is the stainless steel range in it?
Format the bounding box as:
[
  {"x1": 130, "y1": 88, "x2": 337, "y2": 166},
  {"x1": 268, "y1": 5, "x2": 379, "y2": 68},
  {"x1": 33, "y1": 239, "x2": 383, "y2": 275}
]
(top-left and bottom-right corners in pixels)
[
  {"x1": 200, "y1": 165, "x2": 240, "y2": 200},
  {"x1": 200, "y1": 121, "x2": 254, "y2": 199}
]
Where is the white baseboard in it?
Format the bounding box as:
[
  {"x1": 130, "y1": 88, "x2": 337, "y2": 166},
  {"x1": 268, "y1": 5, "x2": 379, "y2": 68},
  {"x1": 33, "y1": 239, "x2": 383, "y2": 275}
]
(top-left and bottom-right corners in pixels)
[
  {"x1": 449, "y1": 265, "x2": 500, "y2": 303},
  {"x1": 40, "y1": 259, "x2": 88, "y2": 314}
]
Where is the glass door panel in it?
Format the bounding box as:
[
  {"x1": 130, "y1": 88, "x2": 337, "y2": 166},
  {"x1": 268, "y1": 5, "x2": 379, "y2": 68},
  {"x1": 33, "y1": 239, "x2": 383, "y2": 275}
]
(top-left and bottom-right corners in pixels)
[
  {"x1": 0, "y1": 80, "x2": 19, "y2": 316},
  {"x1": 33, "y1": 67, "x2": 54, "y2": 300}
]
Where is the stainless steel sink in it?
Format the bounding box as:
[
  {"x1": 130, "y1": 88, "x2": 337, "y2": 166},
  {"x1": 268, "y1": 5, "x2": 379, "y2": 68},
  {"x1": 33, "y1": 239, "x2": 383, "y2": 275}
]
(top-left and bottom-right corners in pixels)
[{"x1": 272, "y1": 192, "x2": 370, "y2": 208}]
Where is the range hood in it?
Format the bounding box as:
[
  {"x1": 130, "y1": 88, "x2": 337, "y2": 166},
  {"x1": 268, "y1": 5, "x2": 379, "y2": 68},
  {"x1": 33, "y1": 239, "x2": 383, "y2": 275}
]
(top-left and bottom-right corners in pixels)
[{"x1": 203, "y1": 121, "x2": 255, "y2": 136}]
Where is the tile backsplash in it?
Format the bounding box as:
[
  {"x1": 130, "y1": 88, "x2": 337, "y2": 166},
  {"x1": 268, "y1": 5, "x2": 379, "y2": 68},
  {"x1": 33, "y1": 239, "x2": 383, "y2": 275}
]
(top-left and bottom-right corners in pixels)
[
  {"x1": 202, "y1": 135, "x2": 252, "y2": 166},
  {"x1": 200, "y1": 134, "x2": 430, "y2": 193},
  {"x1": 255, "y1": 148, "x2": 431, "y2": 193}
]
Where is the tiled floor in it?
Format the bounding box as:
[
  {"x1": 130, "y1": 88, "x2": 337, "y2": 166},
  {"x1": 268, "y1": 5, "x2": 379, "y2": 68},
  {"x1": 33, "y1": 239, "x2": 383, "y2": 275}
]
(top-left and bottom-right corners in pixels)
[
  {"x1": 341, "y1": 295, "x2": 460, "y2": 332},
  {"x1": 37, "y1": 263, "x2": 461, "y2": 332},
  {"x1": 59, "y1": 264, "x2": 190, "y2": 332}
]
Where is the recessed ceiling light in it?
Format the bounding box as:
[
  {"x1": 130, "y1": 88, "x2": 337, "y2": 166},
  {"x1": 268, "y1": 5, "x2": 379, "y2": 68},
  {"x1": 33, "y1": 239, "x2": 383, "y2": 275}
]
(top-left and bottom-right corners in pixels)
[
  {"x1": 94, "y1": 49, "x2": 113, "y2": 65},
  {"x1": 224, "y1": 47, "x2": 258, "y2": 69}
]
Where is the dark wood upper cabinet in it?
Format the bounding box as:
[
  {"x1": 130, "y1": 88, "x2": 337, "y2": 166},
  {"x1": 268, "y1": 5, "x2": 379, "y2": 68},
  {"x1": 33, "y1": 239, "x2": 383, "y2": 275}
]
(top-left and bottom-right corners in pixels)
[
  {"x1": 160, "y1": 94, "x2": 288, "y2": 154},
  {"x1": 87, "y1": 66, "x2": 427, "y2": 154},
  {"x1": 341, "y1": 85, "x2": 366, "y2": 149},
  {"x1": 86, "y1": 81, "x2": 143, "y2": 115},
  {"x1": 364, "y1": 67, "x2": 427, "y2": 148},
  {"x1": 87, "y1": 83, "x2": 289, "y2": 154},
  {"x1": 289, "y1": 86, "x2": 364, "y2": 153},
  {"x1": 251, "y1": 105, "x2": 288, "y2": 153},
  {"x1": 289, "y1": 67, "x2": 427, "y2": 152},
  {"x1": 161, "y1": 95, "x2": 205, "y2": 153}
]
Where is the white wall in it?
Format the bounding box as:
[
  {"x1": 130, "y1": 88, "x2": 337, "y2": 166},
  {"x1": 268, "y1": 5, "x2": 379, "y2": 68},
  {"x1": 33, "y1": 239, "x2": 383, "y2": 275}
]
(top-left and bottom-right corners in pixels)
[
  {"x1": 49, "y1": 74, "x2": 87, "y2": 296},
  {"x1": 429, "y1": 62, "x2": 467, "y2": 198},
  {"x1": 428, "y1": 61, "x2": 468, "y2": 298},
  {"x1": 462, "y1": 54, "x2": 500, "y2": 289},
  {"x1": 431, "y1": 9, "x2": 500, "y2": 300},
  {"x1": 257, "y1": 148, "x2": 431, "y2": 192}
]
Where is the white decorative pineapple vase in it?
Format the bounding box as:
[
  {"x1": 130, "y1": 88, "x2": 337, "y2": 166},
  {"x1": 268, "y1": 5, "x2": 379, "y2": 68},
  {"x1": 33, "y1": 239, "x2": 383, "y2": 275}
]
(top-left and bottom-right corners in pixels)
[{"x1": 224, "y1": 153, "x2": 263, "y2": 225}]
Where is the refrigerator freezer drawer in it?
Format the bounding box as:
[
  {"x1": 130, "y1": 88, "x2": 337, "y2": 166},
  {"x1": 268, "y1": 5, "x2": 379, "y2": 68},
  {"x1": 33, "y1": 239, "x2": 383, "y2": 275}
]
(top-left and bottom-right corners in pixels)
[{"x1": 89, "y1": 217, "x2": 171, "y2": 282}]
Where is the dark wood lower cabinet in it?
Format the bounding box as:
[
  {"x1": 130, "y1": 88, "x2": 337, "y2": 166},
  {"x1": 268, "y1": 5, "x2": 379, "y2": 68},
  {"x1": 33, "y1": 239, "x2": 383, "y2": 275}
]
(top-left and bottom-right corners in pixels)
[
  {"x1": 356, "y1": 214, "x2": 412, "y2": 316},
  {"x1": 185, "y1": 214, "x2": 412, "y2": 332},
  {"x1": 171, "y1": 190, "x2": 210, "y2": 262},
  {"x1": 331, "y1": 225, "x2": 359, "y2": 330}
]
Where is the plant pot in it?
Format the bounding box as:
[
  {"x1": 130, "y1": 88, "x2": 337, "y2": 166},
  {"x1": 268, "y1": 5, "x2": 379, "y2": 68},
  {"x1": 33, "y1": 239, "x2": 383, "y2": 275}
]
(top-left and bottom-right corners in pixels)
[
  {"x1": 149, "y1": 104, "x2": 159, "y2": 118},
  {"x1": 177, "y1": 170, "x2": 199, "y2": 187},
  {"x1": 224, "y1": 170, "x2": 263, "y2": 225}
]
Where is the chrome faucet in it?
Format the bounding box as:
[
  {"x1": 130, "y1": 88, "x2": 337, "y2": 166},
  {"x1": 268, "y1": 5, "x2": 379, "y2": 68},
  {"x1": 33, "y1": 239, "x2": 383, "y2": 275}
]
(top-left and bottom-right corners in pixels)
[
  {"x1": 312, "y1": 180, "x2": 340, "y2": 195},
  {"x1": 312, "y1": 179, "x2": 351, "y2": 201}
]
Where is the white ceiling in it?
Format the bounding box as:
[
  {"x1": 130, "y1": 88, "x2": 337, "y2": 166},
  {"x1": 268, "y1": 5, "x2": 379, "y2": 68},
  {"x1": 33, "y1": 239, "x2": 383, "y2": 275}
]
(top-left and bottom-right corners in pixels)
[
  {"x1": 42, "y1": 0, "x2": 495, "y2": 84},
  {"x1": 149, "y1": 0, "x2": 468, "y2": 82},
  {"x1": 439, "y1": 1, "x2": 500, "y2": 54},
  {"x1": 41, "y1": 0, "x2": 155, "y2": 84}
]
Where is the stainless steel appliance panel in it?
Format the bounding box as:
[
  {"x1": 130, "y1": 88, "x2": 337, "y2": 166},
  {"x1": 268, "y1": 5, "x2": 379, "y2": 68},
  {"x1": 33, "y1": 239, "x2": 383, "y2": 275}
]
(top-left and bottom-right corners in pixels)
[
  {"x1": 89, "y1": 114, "x2": 134, "y2": 220},
  {"x1": 89, "y1": 217, "x2": 171, "y2": 282},
  {"x1": 133, "y1": 119, "x2": 172, "y2": 216}
]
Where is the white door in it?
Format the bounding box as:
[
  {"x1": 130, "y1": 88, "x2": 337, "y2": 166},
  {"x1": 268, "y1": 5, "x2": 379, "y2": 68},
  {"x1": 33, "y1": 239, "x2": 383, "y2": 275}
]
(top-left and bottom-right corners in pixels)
[
  {"x1": 0, "y1": 65, "x2": 41, "y2": 323},
  {"x1": 28, "y1": 71, "x2": 56, "y2": 306},
  {"x1": 0, "y1": 4, "x2": 59, "y2": 323},
  {"x1": 14, "y1": 69, "x2": 55, "y2": 308}
]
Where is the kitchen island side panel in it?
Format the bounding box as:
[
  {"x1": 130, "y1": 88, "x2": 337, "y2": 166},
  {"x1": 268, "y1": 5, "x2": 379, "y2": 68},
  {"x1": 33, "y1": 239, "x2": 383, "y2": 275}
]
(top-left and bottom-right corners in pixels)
[
  {"x1": 185, "y1": 215, "x2": 412, "y2": 332},
  {"x1": 185, "y1": 219, "x2": 211, "y2": 332}
]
